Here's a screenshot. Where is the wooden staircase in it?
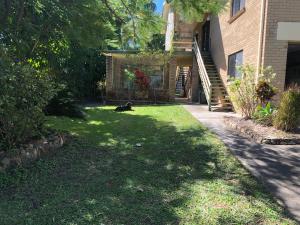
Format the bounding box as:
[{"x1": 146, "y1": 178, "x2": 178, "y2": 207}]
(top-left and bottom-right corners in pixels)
[
  {"x1": 193, "y1": 40, "x2": 232, "y2": 111},
  {"x1": 201, "y1": 52, "x2": 232, "y2": 111}
]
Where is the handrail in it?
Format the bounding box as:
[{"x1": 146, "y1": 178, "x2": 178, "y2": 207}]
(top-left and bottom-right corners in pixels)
[
  {"x1": 184, "y1": 68, "x2": 192, "y2": 98},
  {"x1": 193, "y1": 38, "x2": 212, "y2": 110},
  {"x1": 175, "y1": 67, "x2": 180, "y2": 90}
]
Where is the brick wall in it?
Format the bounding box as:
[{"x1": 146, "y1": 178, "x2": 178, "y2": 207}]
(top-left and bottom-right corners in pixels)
[
  {"x1": 106, "y1": 56, "x2": 113, "y2": 93},
  {"x1": 191, "y1": 56, "x2": 199, "y2": 102},
  {"x1": 106, "y1": 55, "x2": 174, "y2": 102},
  {"x1": 168, "y1": 57, "x2": 177, "y2": 101},
  {"x1": 209, "y1": 0, "x2": 262, "y2": 83},
  {"x1": 262, "y1": 0, "x2": 300, "y2": 94}
]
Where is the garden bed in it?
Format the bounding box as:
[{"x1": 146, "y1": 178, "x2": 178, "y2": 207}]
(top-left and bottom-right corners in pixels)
[
  {"x1": 0, "y1": 132, "x2": 69, "y2": 172},
  {"x1": 224, "y1": 116, "x2": 300, "y2": 145}
]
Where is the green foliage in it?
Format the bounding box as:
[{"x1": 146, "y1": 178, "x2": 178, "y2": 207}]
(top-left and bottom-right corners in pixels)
[
  {"x1": 253, "y1": 103, "x2": 275, "y2": 126},
  {"x1": 0, "y1": 0, "x2": 165, "y2": 149},
  {"x1": 113, "y1": 0, "x2": 164, "y2": 49},
  {"x1": 0, "y1": 61, "x2": 58, "y2": 149},
  {"x1": 0, "y1": 106, "x2": 294, "y2": 224},
  {"x1": 44, "y1": 89, "x2": 86, "y2": 119},
  {"x1": 256, "y1": 66, "x2": 277, "y2": 104},
  {"x1": 167, "y1": 0, "x2": 228, "y2": 22},
  {"x1": 124, "y1": 69, "x2": 135, "y2": 89},
  {"x1": 228, "y1": 65, "x2": 278, "y2": 119},
  {"x1": 146, "y1": 33, "x2": 165, "y2": 51},
  {"x1": 228, "y1": 65, "x2": 257, "y2": 119},
  {"x1": 274, "y1": 88, "x2": 300, "y2": 132},
  {"x1": 0, "y1": 0, "x2": 163, "y2": 100},
  {"x1": 62, "y1": 48, "x2": 106, "y2": 99}
]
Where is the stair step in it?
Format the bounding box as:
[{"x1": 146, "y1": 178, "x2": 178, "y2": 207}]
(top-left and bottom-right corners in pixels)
[
  {"x1": 211, "y1": 108, "x2": 232, "y2": 112},
  {"x1": 211, "y1": 101, "x2": 231, "y2": 105},
  {"x1": 211, "y1": 85, "x2": 224, "y2": 88},
  {"x1": 211, "y1": 103, "x2": 232, "y2": 107},
  {"x1": 211, "y1": 100, "x2": 232, "y2": 104},
  {"x1": 211, "y1": 95, "x2": 229, "y2": 98}
]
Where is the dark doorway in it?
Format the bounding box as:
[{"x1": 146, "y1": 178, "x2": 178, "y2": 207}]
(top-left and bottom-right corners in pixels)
[
  {"x1": 195, "y1": 32, "x2": 199, "y2": 44},
  {"x1": 202, "y1": 21, "x2": 210, "y2": 52},
  {"x1": 285, "y1": 44, "x2": 300, "y2": 88}
]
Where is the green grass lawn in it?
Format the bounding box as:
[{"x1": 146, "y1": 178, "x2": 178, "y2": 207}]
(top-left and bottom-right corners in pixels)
[{"x1": 0, "y1": 105, "x2": 296, "y2": 225}]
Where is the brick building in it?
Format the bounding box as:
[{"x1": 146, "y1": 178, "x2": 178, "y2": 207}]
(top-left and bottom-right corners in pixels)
[{"x1": 105, "y1": 0, "x2": 300, "y2": 110}]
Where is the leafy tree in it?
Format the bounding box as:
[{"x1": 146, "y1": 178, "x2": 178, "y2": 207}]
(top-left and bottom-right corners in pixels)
[
  {"x1": 147, "y1": 34, "x2": 165, "y2": 51},
  {"x1": 100, "y1": 0, "x2": 163, "y2": 49},
  {"x1": 167, "y1": 0, "x2": 228, "y2": 22},
  {"x1": 0, "y1": 0, "x2": 164, "y2": 148},
  {"x1": 0, "y1": 0, "x2": 163, "y2": 100}
]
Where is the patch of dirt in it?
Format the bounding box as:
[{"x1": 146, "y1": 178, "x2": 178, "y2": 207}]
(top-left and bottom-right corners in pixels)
[{"x1": 224, "y1": 116, "x2": 300, "y2": 145}]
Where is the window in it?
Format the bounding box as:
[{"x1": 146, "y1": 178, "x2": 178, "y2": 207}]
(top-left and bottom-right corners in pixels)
[
  {"x1": 231, "y1": 0, "x2": 245, "y2": 16},
  {"x1": 122, "y1": 65, "x2": 164, "y2": 89},
  {"x1": 228, "y1": 50, "x2": 243, "y2": 78}
]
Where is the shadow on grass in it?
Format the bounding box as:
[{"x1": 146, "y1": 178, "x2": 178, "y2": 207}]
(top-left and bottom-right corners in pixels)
[{"x1": 0, "y1": 106, "x2": 294, "y2": 225}]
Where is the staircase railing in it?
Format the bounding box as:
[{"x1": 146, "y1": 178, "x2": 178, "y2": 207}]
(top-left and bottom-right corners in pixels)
[
  {"x1": 175, "y1": 66, "x2": 180, "y2": 85},
  {"x1": 184, "y1": 68, "x2": 192, "y2": 99},
  {"x1": 193, "y1": 38, "x2": 212, "y2": 111}
]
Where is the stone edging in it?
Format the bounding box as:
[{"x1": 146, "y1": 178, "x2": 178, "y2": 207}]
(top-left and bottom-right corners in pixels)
[
  {"x1": 0, "y1": 133, "x2": 69, "y2": 172},
  {"x1": 223, "y1": 117, "x2": 300, "y2": 145}
]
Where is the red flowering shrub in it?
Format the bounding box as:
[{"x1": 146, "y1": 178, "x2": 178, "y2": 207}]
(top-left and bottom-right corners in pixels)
[{"x1": 134, "y1": 69, "x2": 150, "y2": 90}]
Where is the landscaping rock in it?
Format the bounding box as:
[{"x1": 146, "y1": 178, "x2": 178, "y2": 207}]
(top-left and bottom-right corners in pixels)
[
  {"x1": 224, "y1": 116, "x2": 300, "y2": 145},
  {"x1": 0, "y1": 133, "x2": 69, "y2": 172}
]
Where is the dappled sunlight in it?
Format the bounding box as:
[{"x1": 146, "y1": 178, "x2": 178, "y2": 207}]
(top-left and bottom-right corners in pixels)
[{"x1": 0, "y1": 105, "x2": 295, "y2": 225}]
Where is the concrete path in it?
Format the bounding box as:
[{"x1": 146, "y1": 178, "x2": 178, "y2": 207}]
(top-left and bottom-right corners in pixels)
[{"x1": 184, "y1": 104, "x2": 300, "y2": 222}]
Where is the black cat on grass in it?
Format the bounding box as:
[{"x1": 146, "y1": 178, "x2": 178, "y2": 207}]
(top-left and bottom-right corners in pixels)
[{"x1": 115, "y1": 102, "x2": 133, "y2": 112}]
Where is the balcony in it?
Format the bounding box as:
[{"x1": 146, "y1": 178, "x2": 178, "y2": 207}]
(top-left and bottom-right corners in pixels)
[{"x1": 172, "y1": 32, "x2": 194, "y2": 52}]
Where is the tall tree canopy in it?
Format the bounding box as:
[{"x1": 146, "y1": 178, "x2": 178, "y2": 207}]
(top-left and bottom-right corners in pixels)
[
  {"x1": 0, "y1": 0, "x2": 163, "y2": 97},
  {"x1": 0, "y1": 0, "x2": 162, "y2": 60},
  {"x1": 167, "y1": 0, "x2": 228, "y2": 22}
]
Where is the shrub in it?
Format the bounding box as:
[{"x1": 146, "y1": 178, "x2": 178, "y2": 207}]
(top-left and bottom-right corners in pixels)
[
  {"x1": 0, "y1": 61, "x2": 58, "y2": 149},
  {"x1": 228, "y1": 65, "x2": 257, "y2": 119},
  {"x1": 273, "y1": 88, "x2": 300, "y2": 131},
  {"x1": 134, "y1": 69, "x2": 150, "y2": 90},
  {"x1": 44, "y1": 89, "x2": 86, "y2": 119},
  {"x1": 256, "y1": 80, "x2": 276, "y2": 104},
  {"x1": 253, "y1": 102, "x2": 275, "y2": 126},
  {"x1": 228, "y1": 65, "x2": 277, "y2": 119}
]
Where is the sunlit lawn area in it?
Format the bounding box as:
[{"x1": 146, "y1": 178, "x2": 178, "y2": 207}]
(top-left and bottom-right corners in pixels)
[{"x1": 0, "y1": 105, "x2": 295, "y2": 224}]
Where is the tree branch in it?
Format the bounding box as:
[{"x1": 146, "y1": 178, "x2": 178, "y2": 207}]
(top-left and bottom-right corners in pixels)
[
  {"x1": 119, "y1": 0, "x2": 137, "y2": 44},
  {"x1": 100, "y1": 0, "x2": 125, "y2": 24}
]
